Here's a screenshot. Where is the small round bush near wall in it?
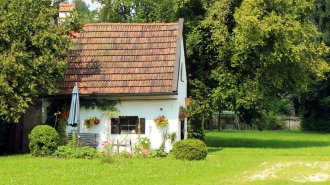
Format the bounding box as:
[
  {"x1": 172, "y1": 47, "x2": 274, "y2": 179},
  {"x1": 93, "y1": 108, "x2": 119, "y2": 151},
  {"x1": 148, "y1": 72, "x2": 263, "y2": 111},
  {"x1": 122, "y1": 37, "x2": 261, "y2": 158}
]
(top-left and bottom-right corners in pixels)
[
  {"x1": 28, "y1": 125, "x2": 59, "y2": 157},
  {"x1": 172, "y1": 139, "x2": 208, "y2": 161}
]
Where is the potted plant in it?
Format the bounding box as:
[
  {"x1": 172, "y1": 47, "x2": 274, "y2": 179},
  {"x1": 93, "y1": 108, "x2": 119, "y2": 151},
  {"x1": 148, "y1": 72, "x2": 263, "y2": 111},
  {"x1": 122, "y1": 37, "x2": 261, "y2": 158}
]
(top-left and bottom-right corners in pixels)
[
  {"x1": 179, "y1": 106, "x2": 189, "y2": 121},
  {"x1": 140, "y1": 137, "x2": 151, "y2": 156},
  {"x1": 153, "y1": 115, "x2": 168, "y2": 126}
]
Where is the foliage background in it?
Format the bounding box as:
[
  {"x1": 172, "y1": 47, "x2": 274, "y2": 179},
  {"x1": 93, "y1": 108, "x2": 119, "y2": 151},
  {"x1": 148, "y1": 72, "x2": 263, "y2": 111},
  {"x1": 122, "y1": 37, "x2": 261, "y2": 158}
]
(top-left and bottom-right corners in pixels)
[{"x1": 0, "y1": 0, "x2": 83, "y2": 123}]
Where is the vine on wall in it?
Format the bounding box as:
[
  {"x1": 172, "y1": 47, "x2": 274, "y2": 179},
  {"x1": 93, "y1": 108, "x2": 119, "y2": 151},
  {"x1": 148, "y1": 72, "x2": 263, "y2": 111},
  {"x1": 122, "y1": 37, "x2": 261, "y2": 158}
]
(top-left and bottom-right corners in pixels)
[
  {"x1": 80, "y1": 99, "x2": 119, "y2": 111},
  {"x1": 46, "y1": 99, "x2": 119, "y2": 125},
  {"x1": 46, "y1": 99, "x2": 119, "y2": 144}
]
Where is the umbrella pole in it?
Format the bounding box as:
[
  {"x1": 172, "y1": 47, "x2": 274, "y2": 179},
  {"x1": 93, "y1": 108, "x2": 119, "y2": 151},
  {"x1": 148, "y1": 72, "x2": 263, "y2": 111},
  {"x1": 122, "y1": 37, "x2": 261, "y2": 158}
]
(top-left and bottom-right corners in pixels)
[
  {"x1": 77, "y1": 122, "x2": 80, "y2": 139},
  {"x1": 76, "y1": 82, "x2": 80, "y2": 146},
  {"x1": 77, "y1": 122, "x2": 80, "y2": 147},
  {"x1": 77, "y1": 97, "x2": 80, "y2": 147}
]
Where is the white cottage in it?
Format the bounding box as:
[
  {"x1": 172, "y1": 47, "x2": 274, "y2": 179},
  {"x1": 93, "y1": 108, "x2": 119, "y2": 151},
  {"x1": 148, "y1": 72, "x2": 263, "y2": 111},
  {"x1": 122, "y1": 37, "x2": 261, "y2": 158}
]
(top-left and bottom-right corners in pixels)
[{"x1": 42, "y1": 19, "x2": 188, "y2": 151}]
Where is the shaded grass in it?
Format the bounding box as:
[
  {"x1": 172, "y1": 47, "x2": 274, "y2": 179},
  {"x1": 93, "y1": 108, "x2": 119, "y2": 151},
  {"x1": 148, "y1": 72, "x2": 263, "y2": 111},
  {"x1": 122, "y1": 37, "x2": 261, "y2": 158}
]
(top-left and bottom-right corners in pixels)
[
  {"x1": 1, "y1": 130, "x2": 330, "y2": 184},
  {"x1": 206, "y1": 130, "x2": 330, "y2": 148}
]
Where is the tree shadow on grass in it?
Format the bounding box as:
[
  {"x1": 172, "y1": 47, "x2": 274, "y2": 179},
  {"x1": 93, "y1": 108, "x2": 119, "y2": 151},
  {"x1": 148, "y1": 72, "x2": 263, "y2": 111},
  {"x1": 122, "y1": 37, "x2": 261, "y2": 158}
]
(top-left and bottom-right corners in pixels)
[
  {"x1": 206, "y1": 137, "x2": 330, "y2": 149},
  {"x1": 208, "y1": 147, "x2": 224, "y2": 154}
]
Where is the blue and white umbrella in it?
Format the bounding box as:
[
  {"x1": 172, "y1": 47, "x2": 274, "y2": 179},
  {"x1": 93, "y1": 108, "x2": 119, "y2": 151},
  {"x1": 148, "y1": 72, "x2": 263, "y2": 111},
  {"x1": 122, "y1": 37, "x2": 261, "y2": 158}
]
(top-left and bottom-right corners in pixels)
[{"x1": 67, "y1": 83, "x2": 80, "y2": 134}]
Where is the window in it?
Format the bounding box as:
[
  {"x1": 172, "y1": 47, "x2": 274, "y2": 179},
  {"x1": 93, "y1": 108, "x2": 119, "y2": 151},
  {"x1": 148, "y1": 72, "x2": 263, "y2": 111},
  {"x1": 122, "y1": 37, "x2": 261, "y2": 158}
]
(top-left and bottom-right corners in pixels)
[
  {"x1": 111, "y1": 116, "x2": 145, "y2": 134},
  {"x1": 121, "y1": 116, "x2": 137, "y2": 132}
]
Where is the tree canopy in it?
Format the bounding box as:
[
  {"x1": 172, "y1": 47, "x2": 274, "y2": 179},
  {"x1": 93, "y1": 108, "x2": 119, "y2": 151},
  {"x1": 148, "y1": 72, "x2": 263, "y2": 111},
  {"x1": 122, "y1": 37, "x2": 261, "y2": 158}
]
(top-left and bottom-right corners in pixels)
[
  {"x1": 0, "y1": 0, "x2": 76, "y2": 122},
  {"x1": 207, "y1": 0, "x2": 329, "y2": 126},
  {"x1": 73, "y1": 0, "x2": 98, "y2": 23}
]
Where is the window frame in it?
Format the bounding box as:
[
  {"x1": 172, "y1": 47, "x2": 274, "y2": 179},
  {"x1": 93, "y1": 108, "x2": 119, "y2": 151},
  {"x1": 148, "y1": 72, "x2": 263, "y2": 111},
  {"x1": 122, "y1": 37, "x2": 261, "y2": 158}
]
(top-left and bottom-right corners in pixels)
[{"x1": 111, "y1": 116, "x2": 145, "y2": 134}]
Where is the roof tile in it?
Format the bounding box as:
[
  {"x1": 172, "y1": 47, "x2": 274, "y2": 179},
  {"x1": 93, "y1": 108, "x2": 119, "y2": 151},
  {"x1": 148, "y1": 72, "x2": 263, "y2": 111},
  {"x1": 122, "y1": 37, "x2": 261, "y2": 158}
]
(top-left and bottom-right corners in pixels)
[{"x1": 59, "y1": 21, "x2": 181, "y2": 95}]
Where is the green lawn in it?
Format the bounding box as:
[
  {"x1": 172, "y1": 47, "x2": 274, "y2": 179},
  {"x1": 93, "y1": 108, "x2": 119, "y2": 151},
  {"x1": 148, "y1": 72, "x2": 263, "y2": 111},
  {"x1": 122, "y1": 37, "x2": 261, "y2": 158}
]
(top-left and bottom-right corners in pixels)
[{"x1": 1, "y1": 130, "x2": 330, "y2": 185}]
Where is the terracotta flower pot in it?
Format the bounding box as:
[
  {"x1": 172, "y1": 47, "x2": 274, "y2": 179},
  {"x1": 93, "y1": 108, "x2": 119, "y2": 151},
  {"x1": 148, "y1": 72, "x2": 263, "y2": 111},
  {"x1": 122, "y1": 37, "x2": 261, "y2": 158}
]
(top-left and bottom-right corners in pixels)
[{"x1": 141, "y1": 148, "x2": 150, "y2": 156}]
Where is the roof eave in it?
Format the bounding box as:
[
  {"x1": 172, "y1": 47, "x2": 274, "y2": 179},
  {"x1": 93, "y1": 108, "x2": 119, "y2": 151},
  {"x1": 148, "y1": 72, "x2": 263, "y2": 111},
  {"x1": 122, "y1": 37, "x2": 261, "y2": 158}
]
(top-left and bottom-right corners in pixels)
[
  {"x1": 171, "y1": 18, "x2": 184, "y2": 92},
  {"x1": 42, "y1": 92, "x2": 178, "y2": 99}
]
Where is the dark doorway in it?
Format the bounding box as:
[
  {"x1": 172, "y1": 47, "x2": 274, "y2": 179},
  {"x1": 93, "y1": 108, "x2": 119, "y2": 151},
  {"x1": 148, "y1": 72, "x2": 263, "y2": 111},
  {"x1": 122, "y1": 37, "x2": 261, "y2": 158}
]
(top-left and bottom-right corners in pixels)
[{"x1": 180, "y1": 120, "x2": 185, "y2": 140}]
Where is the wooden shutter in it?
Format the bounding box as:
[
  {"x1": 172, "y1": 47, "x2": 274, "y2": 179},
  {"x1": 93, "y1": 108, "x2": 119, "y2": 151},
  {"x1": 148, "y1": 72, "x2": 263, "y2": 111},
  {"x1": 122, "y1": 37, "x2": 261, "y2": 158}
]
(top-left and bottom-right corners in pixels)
[
  {"x1": 137, "y1": 118, "x2": 145, "y2": 134},
  {"x1": 111, "y1": 118, "x2": 120, "y2": 134}
]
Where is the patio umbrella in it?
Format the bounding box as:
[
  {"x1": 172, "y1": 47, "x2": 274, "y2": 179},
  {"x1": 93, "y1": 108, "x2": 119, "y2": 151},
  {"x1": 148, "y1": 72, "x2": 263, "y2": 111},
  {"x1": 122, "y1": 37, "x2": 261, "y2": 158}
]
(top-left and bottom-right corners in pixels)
[{"x1": 67, "y1": 83, "x2": 80, "y2": 135}]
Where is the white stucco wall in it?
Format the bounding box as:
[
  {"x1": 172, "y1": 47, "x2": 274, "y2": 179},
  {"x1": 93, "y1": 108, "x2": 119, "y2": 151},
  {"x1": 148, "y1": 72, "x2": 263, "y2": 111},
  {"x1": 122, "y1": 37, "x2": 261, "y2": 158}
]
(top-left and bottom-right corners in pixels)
[
  {"x1": 78, "y1": 97, "x2": 181, "y2": 149},
  {"x1": 42, "y1": 39, "x2": 188, "y2": 151},
  {"x1": 178, "y1": 38, "x2": 188, "y2": 139},
  {"x1": 43, "y1": 96, "x2": 182, "y2": 150}
]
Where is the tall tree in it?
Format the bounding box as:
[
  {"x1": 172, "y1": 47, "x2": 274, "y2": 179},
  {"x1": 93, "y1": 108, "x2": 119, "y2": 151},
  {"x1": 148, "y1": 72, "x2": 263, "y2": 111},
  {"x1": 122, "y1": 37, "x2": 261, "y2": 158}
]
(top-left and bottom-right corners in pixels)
[
  {"x1": 211, "y1": 0, "x2": 329, "y2": 127},
  {"x1": 95, "y1": 0, "x2": 205, "y2": 24},
  {"x1": 73, "y1": 0, "x2": 98, "y2": 23},
  {"x1": 185, "y1": 0, "x2": 243, "y2": 131},
  {"x1": 298, "y1": 0, "x2": 330, "y2": 132},
  {"x1": 96, "y1": 0, "x2": 135, "y2": 22},
  {"x1": 0, "y1": 0, "x2": 78, "y2": 122}
]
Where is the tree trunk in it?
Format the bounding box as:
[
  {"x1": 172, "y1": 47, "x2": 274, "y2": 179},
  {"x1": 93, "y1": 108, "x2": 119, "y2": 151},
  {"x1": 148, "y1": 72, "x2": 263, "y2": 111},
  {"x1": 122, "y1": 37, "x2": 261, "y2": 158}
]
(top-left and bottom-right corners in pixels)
[
  {"x1": 201, "y1": 117, "x2": 204, "y2": 131},
  {"x1": 218, "y1": 113, "x2": 221, "y2": 131},
  {"x1": 209, "y1": 115, "x2": 212, "y2": 131}
]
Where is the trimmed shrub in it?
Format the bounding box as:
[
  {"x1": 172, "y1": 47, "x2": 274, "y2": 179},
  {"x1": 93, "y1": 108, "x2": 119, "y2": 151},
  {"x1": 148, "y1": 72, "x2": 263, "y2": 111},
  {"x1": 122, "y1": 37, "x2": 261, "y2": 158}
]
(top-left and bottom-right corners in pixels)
[
  {"x1": 187, "y1": 126, "x2": 205, "y2": 141},
  {"x1": 28, "y1": 125, "x2": 59, "y2": 157},
  {"x1": 172, "y1": 139, "x2": 208, "y2": 160}
]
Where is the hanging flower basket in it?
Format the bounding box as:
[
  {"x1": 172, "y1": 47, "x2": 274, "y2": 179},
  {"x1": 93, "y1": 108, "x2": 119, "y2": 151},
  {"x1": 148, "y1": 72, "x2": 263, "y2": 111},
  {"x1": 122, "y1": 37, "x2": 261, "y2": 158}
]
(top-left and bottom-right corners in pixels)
[
  {"x1": 179, "y1": 106, "x2": 189, "y2": 121},
  {"x1": 93, "y1": 118, "x2": 100, "y2": 125},
  {"x1": 83, "y1": 116, "x2": 100, "y2": 128},
  {"x1": 153, "y1": 115, "x2": 168, "y2": 126}
]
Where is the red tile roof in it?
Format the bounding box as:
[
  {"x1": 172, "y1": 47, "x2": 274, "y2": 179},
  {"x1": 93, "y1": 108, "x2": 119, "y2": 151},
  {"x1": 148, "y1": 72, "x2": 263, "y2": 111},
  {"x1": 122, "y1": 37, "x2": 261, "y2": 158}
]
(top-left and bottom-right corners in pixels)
[
  {"x1": 58, "y1": 19, "x2": 184, "y2": 96},
  {"x1": 59, "y1": 4, "x2": 75, "y2": 12}
]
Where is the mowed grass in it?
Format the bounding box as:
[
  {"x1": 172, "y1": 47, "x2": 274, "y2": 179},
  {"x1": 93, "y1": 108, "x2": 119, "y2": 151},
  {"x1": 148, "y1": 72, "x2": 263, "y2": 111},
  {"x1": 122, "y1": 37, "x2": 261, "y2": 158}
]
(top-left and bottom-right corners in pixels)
[
  {"x1": 1, "y1": 130, "x2": 330, "y2": 185},
  {"x1": 206, "y1": 130, "x2": 330, "y2": 156}
]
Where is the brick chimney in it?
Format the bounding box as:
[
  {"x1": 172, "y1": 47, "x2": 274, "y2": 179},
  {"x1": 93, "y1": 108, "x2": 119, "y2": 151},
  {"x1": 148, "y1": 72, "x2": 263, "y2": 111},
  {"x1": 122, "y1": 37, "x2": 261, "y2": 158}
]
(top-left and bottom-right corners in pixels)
[{"x1": 58, "y1": 3, "x2": 75, "y2": 23}]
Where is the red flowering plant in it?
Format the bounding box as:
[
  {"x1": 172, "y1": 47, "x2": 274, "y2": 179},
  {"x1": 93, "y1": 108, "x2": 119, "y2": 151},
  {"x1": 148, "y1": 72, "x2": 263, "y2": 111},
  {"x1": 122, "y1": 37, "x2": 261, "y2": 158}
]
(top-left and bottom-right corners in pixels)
[
  {"x1": 179, "y1": 106, "x2": 189, "y2": 121},
  {"x1": 153, "y1": 115, "x2": 168, "y2": 126},
  {"x1": 55, "y1": 104, "x2": 70, "y2": 145}
]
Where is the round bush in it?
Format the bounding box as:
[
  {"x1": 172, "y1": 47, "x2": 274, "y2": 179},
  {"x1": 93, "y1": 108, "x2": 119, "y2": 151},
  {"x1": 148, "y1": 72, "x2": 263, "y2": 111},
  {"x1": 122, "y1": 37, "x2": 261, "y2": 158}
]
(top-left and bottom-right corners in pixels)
[
  {"x1": 172, "y1": 139, "x2": 208, "y2": 160},
  {"x1": 28, "y1": 125, "x2": 59, "y2": 157}
]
